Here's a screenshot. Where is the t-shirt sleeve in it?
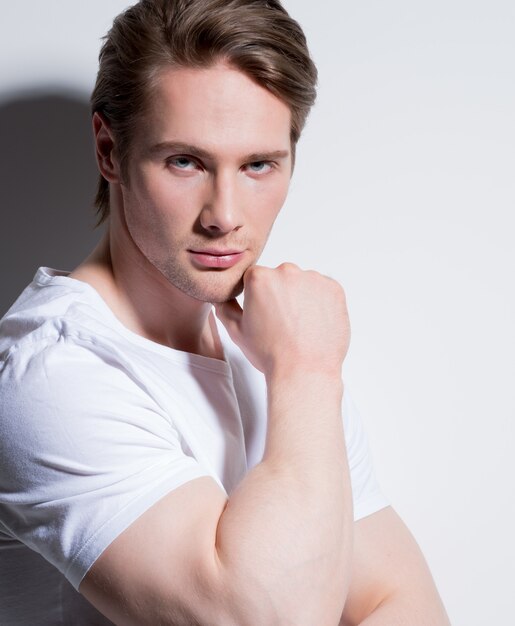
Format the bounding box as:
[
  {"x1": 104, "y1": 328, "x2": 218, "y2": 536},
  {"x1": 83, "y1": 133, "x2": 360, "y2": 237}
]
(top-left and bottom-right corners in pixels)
[
  {"x1": 0, "y1": 338, "x2": 211, "y2": 590},
  {"x1": 342, "y1": 390, "x2": 390, "y2": 521}
]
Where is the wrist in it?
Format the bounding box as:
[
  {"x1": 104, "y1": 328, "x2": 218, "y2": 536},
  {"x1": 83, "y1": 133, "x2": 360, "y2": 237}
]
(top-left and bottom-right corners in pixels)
[{"x1": 265, "y1": 364, "x2": 344, "y2": 398}]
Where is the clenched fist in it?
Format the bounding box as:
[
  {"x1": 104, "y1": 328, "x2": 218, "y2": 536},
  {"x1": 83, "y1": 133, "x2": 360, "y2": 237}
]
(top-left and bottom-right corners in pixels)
[{"x1": 214, "y1": 263, "x2": 350, "y2": 380}]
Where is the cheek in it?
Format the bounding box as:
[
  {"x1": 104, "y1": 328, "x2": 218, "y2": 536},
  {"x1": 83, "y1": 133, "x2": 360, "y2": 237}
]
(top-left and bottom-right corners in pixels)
[
  {"x1": 121, "y1": 189, "x2": 175, "y2": 263},
  {"x1": 125, "y1": 173, "x2": 200, "y2": 235},
  {"x1": 123, "y1": 191, "x2": 163, "y2": 244},
  {"x1": 251, "y1": 177, "x2": 290, "y2": 226}
]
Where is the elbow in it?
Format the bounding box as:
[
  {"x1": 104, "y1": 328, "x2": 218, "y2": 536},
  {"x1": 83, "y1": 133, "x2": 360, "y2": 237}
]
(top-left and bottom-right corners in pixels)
[{"x1": 209, "y1": 554, "x2": 347, "y2": 626}]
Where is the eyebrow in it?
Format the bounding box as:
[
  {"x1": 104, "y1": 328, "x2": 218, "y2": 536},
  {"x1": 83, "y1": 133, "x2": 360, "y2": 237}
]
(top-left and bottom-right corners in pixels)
[{"x1": 147, "y1": 141, "x2": 290, "y2": 163}]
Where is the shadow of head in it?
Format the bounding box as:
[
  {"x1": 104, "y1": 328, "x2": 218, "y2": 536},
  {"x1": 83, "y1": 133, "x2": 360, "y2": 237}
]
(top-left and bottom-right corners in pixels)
[{"x1": 0, "y1": 90, "x2": 104, "y2": 315}]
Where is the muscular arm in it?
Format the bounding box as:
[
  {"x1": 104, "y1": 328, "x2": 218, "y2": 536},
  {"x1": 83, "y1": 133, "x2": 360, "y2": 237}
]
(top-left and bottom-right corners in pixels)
[
  {"x1": 340, "y1": 507, "x2": 451, "y2": 626},
  {"x1": 81, "y1": 264, "x2": 355, "y2": 625},
  {"x1": 214, "y1": 371, "x2": 353, "y2": 625}
]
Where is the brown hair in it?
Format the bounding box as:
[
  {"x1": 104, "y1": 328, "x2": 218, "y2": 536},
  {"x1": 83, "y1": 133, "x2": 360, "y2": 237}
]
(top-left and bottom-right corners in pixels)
[{"x1": 91, "y1": 0, "x2": 318, "y2": 225}]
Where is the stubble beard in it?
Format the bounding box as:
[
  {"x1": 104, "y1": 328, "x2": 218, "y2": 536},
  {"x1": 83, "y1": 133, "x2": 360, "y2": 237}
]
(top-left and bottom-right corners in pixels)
[{"x1": 155, "y1": 257, "x2": 247, "y2": 304}]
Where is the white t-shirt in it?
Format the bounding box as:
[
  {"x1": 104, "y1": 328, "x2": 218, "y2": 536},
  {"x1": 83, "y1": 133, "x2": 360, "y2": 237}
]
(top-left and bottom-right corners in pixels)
[{"x1": 0, "y1": 267, "x2": 389, "y2": 624}]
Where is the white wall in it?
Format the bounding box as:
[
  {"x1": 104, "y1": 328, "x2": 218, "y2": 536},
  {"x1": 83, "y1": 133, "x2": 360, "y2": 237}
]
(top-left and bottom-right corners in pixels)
[{"x1": 1, "y1": 1, "x2": 514, "y2": 624}]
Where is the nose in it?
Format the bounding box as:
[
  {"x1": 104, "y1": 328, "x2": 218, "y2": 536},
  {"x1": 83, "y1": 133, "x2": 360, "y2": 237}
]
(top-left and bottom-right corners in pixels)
[{"x1": 199, "y1": 171, "x2": 243, "y2": 234}]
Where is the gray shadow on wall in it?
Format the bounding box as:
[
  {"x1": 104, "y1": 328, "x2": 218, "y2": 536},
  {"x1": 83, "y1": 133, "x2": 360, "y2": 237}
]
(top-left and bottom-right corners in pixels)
[{"x1": 0, "y1": 90, "x2": 104, "y2": 316}]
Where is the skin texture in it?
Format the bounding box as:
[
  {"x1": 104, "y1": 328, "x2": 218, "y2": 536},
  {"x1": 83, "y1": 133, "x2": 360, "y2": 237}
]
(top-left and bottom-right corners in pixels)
[{"x1": 74, "y1": 62, "x2": 450, "y2": 625}]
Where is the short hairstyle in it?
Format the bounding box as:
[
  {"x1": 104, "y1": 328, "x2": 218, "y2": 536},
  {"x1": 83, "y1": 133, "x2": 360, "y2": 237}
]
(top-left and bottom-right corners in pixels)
[{"x1": 91, "y1": 0, "x2": 318, "y2": 225}]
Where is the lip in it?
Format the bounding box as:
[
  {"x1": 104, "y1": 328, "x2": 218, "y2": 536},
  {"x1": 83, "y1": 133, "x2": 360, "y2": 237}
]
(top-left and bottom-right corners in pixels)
[{"x1": 188, "y1": 249, "x2": 245, "y2": 269}]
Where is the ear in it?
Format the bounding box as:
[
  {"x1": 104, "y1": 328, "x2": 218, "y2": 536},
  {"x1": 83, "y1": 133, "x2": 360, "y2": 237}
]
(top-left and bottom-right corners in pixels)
[{"x1": 93, "y1": 112, "x2": 121, "y2": 183}]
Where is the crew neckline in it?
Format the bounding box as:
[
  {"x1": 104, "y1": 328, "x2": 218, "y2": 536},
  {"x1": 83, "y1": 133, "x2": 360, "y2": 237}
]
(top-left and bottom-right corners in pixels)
[{"x1": 33, "y1": 266, "x2": 233, "y2": 376}]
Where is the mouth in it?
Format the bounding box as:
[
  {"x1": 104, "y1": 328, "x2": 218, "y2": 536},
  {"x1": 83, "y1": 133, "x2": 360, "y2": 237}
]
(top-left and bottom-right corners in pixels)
[{"x1": 188, "y1": 248, "x2": 246, "y2": 269}]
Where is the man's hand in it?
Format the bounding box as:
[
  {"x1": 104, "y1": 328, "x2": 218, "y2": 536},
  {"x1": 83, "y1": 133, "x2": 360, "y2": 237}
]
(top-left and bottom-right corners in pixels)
[{"x1": 215, "y1": 262, "x2": 351, "y2": 379}]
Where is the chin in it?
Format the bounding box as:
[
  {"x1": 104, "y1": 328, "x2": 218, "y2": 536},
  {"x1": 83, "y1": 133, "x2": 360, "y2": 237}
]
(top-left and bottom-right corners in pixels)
[
  {"x1": 163, "y1": 268, "x2": 245, "y2": 304},
  {"x1": 200, "y1": 276, "x2": 245, "y2": 304}
]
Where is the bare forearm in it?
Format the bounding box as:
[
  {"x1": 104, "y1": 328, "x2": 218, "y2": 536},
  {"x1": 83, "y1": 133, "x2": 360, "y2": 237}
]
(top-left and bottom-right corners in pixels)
[{"x1": 215, "y1": 372, "x2": 354, "y2": 626}]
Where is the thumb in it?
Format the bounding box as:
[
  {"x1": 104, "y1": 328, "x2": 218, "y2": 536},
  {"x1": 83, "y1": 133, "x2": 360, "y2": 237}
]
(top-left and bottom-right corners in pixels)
[{"x1": 213, "y1": 298, "x2": 243, "y2": 342}]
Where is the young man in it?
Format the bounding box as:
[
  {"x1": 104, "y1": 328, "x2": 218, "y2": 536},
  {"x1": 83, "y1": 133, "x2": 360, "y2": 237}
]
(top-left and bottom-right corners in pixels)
[{"x1": 0, "y1": 1, "x2": 450, "y2": 624}]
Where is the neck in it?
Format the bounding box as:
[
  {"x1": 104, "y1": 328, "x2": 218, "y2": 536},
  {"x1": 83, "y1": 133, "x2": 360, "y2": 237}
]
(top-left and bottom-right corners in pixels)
[{"x1": 70, "y1": 228, "x2": 223, "y2": 360}]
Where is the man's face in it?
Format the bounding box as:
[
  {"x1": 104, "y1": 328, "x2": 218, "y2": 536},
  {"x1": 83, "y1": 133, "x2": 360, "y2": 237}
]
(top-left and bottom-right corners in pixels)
[{"x1": 119, "y1": 62, "x2": 293, "y2": 303}]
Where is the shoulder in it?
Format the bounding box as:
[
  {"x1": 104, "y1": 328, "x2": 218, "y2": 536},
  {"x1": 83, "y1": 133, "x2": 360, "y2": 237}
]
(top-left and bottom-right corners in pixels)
[
  {"x1": 0, "y1": 289, "x2": 132, "y2": 414},
  {"x1": 0, "y1": 266, "x2": 148, "y2": 396},
  {"x1": 0, "y1": 286, "x2": 174, "y2": 481},
  {"x1": 1, "y1": 267, "x2": 112, "y2": 361}
]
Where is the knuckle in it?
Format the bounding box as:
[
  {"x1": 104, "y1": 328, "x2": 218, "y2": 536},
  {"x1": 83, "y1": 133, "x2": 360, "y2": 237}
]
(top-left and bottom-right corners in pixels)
[
  {"x1": 277, "y1": 262, "x2": 299, "y2": 273},
  {"x1": 326, "y1": 280, "x2": 347, "y2": 306},
  {"x1": 327, "y1": 276, "x2": 344, "y2": 294},
  {"x1": 334, "y1": 281, "x2": 346, "y2": 299},
  {"x1": 244, "y1": 265, "x2": 264, "y2": 283}
]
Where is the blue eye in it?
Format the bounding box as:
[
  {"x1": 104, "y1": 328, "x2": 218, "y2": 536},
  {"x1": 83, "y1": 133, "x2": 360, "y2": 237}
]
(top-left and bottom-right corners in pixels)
[
  {"x1": 248, "y1": 161, "x2": 272, "y2": 173},
  {"x1": 168, "y1": 156, "x2": 196, "y2": 170}
]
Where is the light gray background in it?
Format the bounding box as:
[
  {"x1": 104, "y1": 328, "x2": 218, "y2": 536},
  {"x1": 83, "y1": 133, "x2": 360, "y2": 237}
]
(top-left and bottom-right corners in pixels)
[{"x1": 1, "y1": 2, "x2": 514, "y2": 624}]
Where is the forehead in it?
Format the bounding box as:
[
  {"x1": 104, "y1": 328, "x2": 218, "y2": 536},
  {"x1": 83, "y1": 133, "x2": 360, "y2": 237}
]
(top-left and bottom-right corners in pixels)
[{"x1": 136, "y1": 62, "x2": 292, "y2": 156}]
